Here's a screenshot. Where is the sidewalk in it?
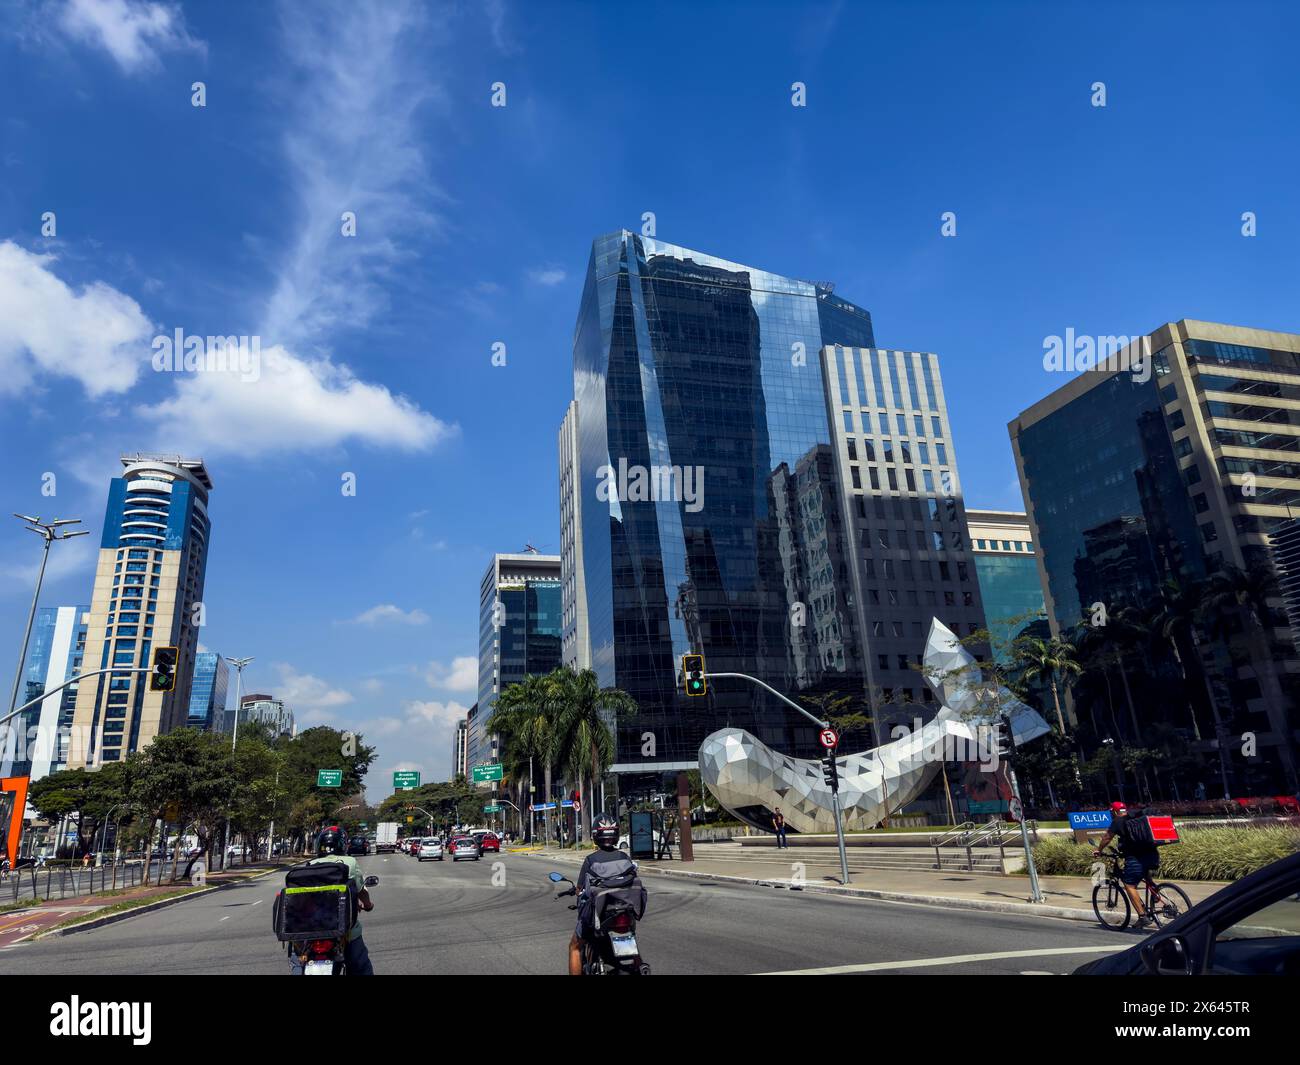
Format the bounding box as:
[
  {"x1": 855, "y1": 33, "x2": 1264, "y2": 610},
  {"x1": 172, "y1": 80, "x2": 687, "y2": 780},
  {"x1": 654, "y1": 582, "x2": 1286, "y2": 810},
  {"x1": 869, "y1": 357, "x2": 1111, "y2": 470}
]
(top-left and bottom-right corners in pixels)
[{"x1": 517, "y1": 846, "x2": 1229, "y2": 924}]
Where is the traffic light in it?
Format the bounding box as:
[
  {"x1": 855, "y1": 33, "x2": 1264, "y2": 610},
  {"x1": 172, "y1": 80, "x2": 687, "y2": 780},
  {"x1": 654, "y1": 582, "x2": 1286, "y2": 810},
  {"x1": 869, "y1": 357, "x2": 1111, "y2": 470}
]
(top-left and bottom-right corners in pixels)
[
  {"x1": 149, "y1": 645, "x2": 178, "y2": 692},
  {"x1": 995, "y1": 714, "x2": 1015, "y2": 761},
  {"x1": 821, "y1": 752, "x2": 839, "y2": 792},
  {"x1": 682, "y1": 654, "x2": 707, "y2": 697}
]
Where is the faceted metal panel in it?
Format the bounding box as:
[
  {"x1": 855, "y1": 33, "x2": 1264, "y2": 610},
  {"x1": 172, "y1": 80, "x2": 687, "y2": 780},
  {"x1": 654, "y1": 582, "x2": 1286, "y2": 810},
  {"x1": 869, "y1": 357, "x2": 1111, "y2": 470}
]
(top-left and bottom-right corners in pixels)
[{"x1": 699, "y1": 619, "x2": 1051, "y2": 834}]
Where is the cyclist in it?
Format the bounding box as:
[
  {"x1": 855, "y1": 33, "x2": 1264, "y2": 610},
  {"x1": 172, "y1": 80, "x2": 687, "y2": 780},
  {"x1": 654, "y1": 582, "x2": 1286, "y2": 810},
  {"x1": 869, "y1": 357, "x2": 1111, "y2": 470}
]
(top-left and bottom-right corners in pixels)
[{"x1": 1093, "y1": 800, "x2": 1160, "y2": 929}]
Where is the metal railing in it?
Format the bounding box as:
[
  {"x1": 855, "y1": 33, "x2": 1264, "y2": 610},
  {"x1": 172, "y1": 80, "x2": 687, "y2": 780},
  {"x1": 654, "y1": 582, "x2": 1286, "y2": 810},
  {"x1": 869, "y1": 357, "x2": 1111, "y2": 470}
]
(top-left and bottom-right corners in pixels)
[
  {"x1": 931, "y1": 819, "x2": 1038, "y2": 872},
  {"x1": 2, "y1": 860, "x2": 155, "y2": 904}
]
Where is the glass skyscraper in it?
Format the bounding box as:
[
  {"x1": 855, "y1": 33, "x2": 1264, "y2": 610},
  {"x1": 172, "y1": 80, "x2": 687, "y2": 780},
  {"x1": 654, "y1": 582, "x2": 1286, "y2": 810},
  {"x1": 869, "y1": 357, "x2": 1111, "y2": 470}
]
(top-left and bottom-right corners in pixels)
[
  {"x1": 475, "y1": 553, "x2": 563, "y2": 774},
  {"x1": 966, "y1": 510, "x2": 1048, "y2": 657},
  {"x1": 1010, "y1": 320, "x2": 1300, "y2": 791},
  {"x1": 569, "y1": 232, "x2": 877, "y2": 769},
  {"x1": 2, "y1": 605, "x2": 89, "y2": 780},
  {"x1": 187, "y1": 651, "x2": 229, "y2": 731}
]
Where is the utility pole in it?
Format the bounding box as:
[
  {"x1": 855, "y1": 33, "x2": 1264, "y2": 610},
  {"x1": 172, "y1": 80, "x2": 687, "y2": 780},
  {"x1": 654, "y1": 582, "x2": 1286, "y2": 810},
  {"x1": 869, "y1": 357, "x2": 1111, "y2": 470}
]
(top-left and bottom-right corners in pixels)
[
  {"x1": 696, "y1": 667, "x2": 850, "y2": 883},
  {"x1": 1001, "y1": 712, "x2": 1044, "y2": 904},
  {"x1": 222, "y1": 656, "x2": 253, "y2": 870},
  {"x1": 6, "y1": 516, "x2": 89, "y2": 741}
]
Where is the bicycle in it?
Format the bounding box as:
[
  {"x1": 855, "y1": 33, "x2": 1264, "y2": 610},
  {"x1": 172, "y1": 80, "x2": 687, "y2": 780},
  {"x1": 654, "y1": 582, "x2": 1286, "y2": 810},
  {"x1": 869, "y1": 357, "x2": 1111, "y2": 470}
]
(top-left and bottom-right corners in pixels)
[{"x1": 1091, "y1": 847, "x2": 1191, "y2": 931}]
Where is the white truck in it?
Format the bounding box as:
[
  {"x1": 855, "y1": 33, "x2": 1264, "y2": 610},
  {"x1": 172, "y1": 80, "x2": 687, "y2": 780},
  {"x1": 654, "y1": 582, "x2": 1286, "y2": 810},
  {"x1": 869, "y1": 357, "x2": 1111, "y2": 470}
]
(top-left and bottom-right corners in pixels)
[{"x1": 375, "y1": 822, "x2": 399, "y2": 854}]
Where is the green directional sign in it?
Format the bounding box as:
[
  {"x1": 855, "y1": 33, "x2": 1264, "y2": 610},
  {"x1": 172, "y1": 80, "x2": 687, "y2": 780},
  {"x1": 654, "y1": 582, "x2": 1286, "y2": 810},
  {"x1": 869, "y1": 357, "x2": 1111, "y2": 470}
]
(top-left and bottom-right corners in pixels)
[
  {"x1": 393, "y1": 770, "x2": 421, "y2": 790},
  {"x1": 317, "y1": 769, "x2": 343, "y2": 788},
  {"x1": 472, "y1": 763, "x2": 503, "y2": 784},
  {"x1": 484, "y1": 804, "x2": 502, "y2": 813}
]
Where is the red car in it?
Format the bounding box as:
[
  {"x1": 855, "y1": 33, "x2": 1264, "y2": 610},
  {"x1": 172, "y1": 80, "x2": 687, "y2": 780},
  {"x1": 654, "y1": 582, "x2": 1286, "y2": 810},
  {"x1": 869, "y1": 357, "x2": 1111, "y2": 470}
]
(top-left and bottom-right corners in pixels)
[
  {"x1": 478, "y1": 833, "x2": 500, "y2": 853},
  {"x1": 447, "y1": 836, "x2": 481, "y2": 862}
]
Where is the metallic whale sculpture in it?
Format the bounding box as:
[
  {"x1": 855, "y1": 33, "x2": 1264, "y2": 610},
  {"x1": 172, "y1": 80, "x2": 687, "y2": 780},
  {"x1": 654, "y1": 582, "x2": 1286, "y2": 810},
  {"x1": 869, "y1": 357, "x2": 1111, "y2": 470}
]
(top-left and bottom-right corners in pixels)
[{"x1": 698, "y1": 619, "x2": 1052, "y2": 834}]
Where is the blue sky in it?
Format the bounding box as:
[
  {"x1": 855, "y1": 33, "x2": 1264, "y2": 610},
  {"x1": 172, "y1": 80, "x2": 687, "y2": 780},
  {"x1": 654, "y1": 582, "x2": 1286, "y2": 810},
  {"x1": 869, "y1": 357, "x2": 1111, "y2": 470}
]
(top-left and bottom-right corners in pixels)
[{"x1": 2, "y1": 0, "x2": 1298, "y2": 795}]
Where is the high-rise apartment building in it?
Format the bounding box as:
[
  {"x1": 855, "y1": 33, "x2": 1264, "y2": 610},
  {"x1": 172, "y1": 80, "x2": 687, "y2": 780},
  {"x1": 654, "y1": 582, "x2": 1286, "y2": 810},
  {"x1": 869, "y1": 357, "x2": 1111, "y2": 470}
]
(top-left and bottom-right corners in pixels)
[
  {"x1": 966, "y1": 509, "x2": 1047, "y2": 654},
  {"x1": 474, "y1": 553, "x2": 562, "y2": 776},
  {"x1": 452, "y1": 715, "x2": 468, "y2": 780},
  {"x1": 1010, "y1": 320, "x2": 1300, "y2": 790},
  {"x1": 2, "y1": 605, "x2": 89, "y2": 780},
  {"x1": 68, "y1": 455, "x2": 213, "y2": 766},
  {"x1": 567, "y1": 232, "x2": 879, "y2": 771},
  {"x1": 187, "y1": 651, "x2": 229, "y2": 732}
]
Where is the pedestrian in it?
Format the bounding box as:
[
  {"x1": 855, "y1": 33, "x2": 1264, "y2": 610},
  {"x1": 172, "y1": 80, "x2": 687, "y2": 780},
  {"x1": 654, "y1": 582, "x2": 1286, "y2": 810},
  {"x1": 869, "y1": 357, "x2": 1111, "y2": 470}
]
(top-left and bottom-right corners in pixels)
[{"x1": 772, "y1": 807, "x2": 787, "y2": 849}]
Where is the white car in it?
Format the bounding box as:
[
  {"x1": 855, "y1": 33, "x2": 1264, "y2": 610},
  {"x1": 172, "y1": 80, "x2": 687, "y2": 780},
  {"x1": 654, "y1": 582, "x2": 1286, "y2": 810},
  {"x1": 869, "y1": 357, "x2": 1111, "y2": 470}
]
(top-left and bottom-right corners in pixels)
[{"x1": 417, "y1": 838, "x2": 443, "y2": 862}]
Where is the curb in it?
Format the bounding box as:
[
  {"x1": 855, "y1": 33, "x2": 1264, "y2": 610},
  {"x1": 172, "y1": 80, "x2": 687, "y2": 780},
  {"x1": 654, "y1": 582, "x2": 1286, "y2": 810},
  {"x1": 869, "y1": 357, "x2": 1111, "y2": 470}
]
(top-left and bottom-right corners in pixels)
[
  {"x1": 515, "y1": 849, "x2": 1095, "y2": 923},
  {"x1": 34, "y1": 866, "x2": 283, "y2": 939}
]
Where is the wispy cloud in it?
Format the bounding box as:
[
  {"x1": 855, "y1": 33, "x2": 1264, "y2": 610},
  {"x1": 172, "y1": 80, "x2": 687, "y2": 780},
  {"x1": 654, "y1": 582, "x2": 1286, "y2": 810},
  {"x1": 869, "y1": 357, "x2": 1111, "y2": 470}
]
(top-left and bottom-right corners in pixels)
[
  {"x1": 57, "y1": 0, "x2": 206, "y2": 75},
  {"x1": 273, "y1": 663, "x2": 353, "y2": 713},
  {"x1": 342, "y1": 604, "x2": 431, "y2": 627},
  {"x1": 527, "y1": 265, "x2": 567, "y2": 287},
  {"x1": 261, "y1": 0, "x2": 446, "y2": 346}
]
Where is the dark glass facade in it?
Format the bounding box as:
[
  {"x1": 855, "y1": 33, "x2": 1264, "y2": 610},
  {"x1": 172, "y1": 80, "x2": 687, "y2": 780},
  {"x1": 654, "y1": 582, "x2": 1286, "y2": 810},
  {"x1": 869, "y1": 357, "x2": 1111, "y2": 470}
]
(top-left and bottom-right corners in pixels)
[
  {"x1": 572, "y1": 232, "x2": 876, "y2": 767},
  {"x1": 972, "y1": 554, "x2": 1046, "y2": 655},
  {"x1": 187, "y1": 651, "x2": 229, "y2": 731},
  {"x1": 1016, "y1": 371, "x2": 1203, "y2": 628}
]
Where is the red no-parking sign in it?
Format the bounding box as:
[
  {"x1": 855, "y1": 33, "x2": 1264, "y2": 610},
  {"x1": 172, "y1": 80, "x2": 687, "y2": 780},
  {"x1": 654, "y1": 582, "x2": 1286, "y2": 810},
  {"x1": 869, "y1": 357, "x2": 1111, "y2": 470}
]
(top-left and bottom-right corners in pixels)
[{"x1": 819, "y1": 727, "x2": 839, "y2": 750}]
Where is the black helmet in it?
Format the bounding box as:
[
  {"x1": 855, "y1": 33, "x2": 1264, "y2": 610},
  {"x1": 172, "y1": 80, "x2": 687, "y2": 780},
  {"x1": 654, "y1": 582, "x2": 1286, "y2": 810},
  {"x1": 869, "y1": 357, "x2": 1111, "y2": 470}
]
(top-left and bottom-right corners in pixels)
[
  {"x1": 317, "y1": 825, "x2": 347, "y2": 856},
  {"x1": 592, "y1": 813, "x2": 619, "y2": 849}
]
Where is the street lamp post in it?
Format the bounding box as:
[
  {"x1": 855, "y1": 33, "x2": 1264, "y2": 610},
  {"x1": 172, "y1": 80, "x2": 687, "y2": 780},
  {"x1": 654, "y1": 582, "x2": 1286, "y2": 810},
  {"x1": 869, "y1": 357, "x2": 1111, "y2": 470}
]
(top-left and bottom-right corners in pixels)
[
  {"x1": 6, "y1": 516, "x2": 89, "y2": 726},
  {"x1": 222, "y1": 656, "x2": 254, "y2": 870}
]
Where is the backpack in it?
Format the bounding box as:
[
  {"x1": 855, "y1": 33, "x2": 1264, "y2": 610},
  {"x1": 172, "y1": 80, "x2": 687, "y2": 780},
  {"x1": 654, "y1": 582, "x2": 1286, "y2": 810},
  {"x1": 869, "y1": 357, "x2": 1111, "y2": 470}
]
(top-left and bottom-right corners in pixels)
[
  {"x1": 272, "y1": 860, "x2": 357, "y2": 942},
  {"x1": 581, "y1": 853, "x2": 648, "y2": 926}
]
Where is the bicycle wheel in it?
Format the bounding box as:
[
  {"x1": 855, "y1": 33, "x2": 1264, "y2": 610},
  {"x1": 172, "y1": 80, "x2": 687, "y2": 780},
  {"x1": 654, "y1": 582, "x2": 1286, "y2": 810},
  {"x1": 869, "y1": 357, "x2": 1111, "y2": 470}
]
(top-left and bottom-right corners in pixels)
[
  {"x1": 1149, "y1": 883, "x2": 1192, "y2": 927},
  {"x1": 1092, "y1": 882, "x2": 1131, "y2": 930}
]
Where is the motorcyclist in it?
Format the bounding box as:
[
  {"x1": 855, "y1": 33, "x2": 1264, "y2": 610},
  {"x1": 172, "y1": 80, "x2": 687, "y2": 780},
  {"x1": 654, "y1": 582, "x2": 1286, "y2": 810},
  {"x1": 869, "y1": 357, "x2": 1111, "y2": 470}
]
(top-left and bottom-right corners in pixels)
[
  {"x1": 299, "y1": 825, "x2": 375, "y2": 975},
  {"x1": 568, "y1": 813, "x2": 628, "y2": 975}
]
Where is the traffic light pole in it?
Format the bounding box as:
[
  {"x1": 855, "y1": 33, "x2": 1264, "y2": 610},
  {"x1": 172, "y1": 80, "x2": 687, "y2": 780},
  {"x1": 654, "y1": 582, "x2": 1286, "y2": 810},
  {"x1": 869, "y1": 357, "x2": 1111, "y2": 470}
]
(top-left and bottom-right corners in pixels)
[
  {"x1": 706, "y1": 672, "x2": 851, "y2": 885},
  {"x1": 0, "y1": 666, "x2": 150, "y2": 728}
]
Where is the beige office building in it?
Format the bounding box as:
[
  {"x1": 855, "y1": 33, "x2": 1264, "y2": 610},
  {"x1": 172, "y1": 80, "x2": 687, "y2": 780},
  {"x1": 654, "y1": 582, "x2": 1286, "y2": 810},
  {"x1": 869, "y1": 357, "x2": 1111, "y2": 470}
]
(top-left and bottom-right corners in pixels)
[{"x1": 67, "y1": 456, "x2": 213, "y2": 767}]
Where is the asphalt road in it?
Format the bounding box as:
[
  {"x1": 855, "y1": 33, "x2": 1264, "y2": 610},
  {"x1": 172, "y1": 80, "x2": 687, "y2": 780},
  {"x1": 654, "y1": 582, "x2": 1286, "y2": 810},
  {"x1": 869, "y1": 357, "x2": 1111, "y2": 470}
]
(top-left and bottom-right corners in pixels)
[{"x1": 0, "y1": 852, "x2": 1134, "y2": 975}]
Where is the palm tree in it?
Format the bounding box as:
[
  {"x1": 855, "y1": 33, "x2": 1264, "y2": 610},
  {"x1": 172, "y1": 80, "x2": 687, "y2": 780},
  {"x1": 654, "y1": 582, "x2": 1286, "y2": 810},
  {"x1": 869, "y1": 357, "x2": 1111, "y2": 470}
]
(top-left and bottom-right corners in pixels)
[
  {"x1": 1012, "y1": 635, "x2": 1081, "y2": 735},
  {"x1": 1146, "y1": 579, "x2": 1212, "y2": 742},
  {"x1": 1074, "y1": 609, "x2": 1147, "y2": 744},
  {"x1": 490, "y1": 672, "x2": 560, "y2": 844},
  {"x1": 1201, "y1": 563, "x2": 1298, "y2": 791},
  {"x1": 550, "y1": 667, "x2": 637, "y2": 839}
]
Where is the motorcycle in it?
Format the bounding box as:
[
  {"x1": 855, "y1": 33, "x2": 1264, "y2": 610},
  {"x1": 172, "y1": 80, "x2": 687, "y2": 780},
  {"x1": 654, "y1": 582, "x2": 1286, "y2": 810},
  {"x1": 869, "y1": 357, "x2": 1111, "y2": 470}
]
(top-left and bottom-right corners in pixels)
[
  {"x1": 277, "y1": 873, "x2": 378, "y2": 975},
  {"x1": 550, "y1": 870, "x2": 650, "y2": 975}
]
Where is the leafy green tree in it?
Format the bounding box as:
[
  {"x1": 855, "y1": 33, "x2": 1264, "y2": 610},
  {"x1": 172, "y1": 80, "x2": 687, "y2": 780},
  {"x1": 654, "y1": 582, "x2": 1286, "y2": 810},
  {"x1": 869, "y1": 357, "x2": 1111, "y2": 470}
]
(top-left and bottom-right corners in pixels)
[{"x1": 26, "y1": 763, "x2": 130, "y2": 857}]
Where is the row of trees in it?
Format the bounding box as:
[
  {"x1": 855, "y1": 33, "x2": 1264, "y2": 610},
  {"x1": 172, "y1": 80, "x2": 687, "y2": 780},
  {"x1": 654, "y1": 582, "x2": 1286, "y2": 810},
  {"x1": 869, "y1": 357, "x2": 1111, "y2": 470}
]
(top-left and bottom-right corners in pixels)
[
  {"x1": 26, "y1": 724, "x2": 375, "y2": 875},
  {"x1": 487, "y1": 665, "x2": 636, "y2": 839},
  {"x1": 1007, "y1": 562, "x2": 1297, "y2": 797}
]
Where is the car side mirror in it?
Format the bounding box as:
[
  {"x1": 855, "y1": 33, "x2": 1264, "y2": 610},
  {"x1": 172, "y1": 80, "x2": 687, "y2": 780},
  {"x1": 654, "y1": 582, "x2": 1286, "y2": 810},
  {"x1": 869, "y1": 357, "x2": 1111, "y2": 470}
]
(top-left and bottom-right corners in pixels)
[
  {"x1": 1141, "y1": 936, "x2": 1192, "y2": 976},
  {"x1": 364, "y1": 875, "x2": 379, "y2": 887}
]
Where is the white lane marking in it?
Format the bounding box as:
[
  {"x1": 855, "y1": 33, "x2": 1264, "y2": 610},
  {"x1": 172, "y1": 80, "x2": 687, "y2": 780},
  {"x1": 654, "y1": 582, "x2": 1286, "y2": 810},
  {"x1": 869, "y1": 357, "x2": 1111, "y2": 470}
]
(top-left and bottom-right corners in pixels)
[
  {"x1": 758, "y1": 945, "x2": 1123, "y2": 975},
  {"x1": 219, "y1": 916, "x2": 231, "y2": 922},
  {"x1": 251, "y1": 899, "x2": 262, "y2": 906}
]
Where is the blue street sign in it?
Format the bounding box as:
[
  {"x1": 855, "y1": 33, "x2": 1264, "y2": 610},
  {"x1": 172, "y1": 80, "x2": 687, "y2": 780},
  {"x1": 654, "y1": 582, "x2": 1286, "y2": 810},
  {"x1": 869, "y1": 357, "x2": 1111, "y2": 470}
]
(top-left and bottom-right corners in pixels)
[
  {"x1": 561, "y1": 800, "x2": 574, "y2": 808},
  {"x1": 1068, "y1": 810, "x2": 1113, "y2": 831},
  {"x1": 530, "y1": 802, "x2": 557, "y2": 811}
]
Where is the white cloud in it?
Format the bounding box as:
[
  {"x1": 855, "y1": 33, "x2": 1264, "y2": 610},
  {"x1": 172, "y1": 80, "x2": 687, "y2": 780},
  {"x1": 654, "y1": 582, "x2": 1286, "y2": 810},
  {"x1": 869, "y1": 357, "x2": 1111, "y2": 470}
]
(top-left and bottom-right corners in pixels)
[
  {"x1": 344, "y1": 604, "x2": 431, "y2": 627},
  {"x1": 360, "y1": 678, "x2": 384, "y2": 694},
  {"x1": 273, "y1": 664, "x2": 353, "y2": 713},
  {"x1": 369, "y1": 716, "x2": 404, "y2": 737},
  {"x1": 404, "y1": 699, "x2": 470, "y2": 727},
  {"x1": 0, "y1": 531, "x2": 96, "y2": 589},
  {"x1": 527, "y1": 265, "x2": 567, "y2": 286},
  {"x1": 141, "y1": 343, "x2": 455, "y2": 455},
  {"x1": 261, "y1": 0, "x2": 445, "y2": 347},
  {"x1": 58, "y1": 0, "x2": 205, "y2": 75},
  {"x1": 0, "y1": 241, "x2": 153, "y2": 397},
  {"x1": 426, "y1": 656, "x2": 478, "y2": 693}
]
